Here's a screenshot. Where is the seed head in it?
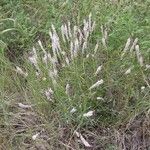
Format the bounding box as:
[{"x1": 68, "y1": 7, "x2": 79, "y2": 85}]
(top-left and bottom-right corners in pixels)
[
  {"x1": 89, "y1": 79, "x2": 104, "y2": 90},
  {"x1": 15, "y1": 66, "x2": 28, "y2": 77},
  {"x1": 94, "y1": 65, "x2": 102, "y2": 76},
  {"x1": 83, "y1": 110, "x2": 94, "y2": 117}
]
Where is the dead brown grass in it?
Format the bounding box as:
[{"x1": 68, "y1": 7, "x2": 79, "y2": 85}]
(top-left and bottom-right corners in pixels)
[{"x1": 0, "y1": 92, "x2": 150, "y2": 150}]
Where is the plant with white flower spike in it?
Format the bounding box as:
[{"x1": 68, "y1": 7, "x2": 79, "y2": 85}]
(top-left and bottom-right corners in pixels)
[
  {"x1": 27, "y1": 13, "x2": 102, "y2": 107},
  {"x1": 89, "y1": 79, "x2": 104, "y2": 90},
  {"x1": 135, "y1": 45, "x2": 144, "y2": 67},
  {"x1": 15, "y1": 66, "x2": 28, "y2": 77},
  {"x1": 28, "y1": 47, "x2": 41, "y2": 73},
  {"x1": 121, "y1": 37, "x2": 131, "y2": 59},
  {"x1": 97, "y1": 97, "x2": 104, "y2": 101},
  {"x1": 27, "y1": 13, "x2": 96, "y2": 80},
  {"x1": 56, "y1": 14, "x2": 95, "y2": 59},
  {"x1": 94, "y1": 42, "x2": 99, "y2": 54},
  {"x1": 28, "y1": 53, "x2": 37, "y2": 66},
  {"x1": 44, "y1": 88, "x2": 54, "y2": 102},
  {"x1": 49, "y1": 25, "x2": 62, "y2": 58},
  {"x1": 32, "y1": 133, "x2": 40, "y2": 140},
  {"x1": 145, "y1": 64, "x2": 150, "y2": 70},
  {"x1": 61, "y1": 24, "x2": 66, "y2": 42},
  {"x1": 83, "y1": 110, "x2": 94, "y2": 117},
  {"x1": 82, "y1": 41, "x2": 88, "y2": 53},
  {"x1": 101, "y1": 25, "x2": 108, "y2": 49},
  {"x1": 124, "y1": 67, "x2": 132, "y2": 75},
  {"x1": 38, "y1": 40, "x2": 48, "y2": 65},
  {"x1": 130, "y1": 38, "x2": 138, "y2": 52},
  {"x1": 18, "y1": 103, "x2": 32, "y2": 109},
  {"x1": 70, "y1": 41, "x2": 74, "y2": 59},
  {"x1": 61, "y1": 24, "x2": 70, "y2": 42},
  {"x1": 65, "y1": 57, "x2": 70, "y2": 65},
  {"x1": 67, "y1": 21, "x2": 72, "y2": 38},
  {"x1": 102, "y1": 37, "x2": 107, "y2": 48},
  {"x1": 38, "y1": 40, "x2": 46, "y2": 54},
  {"x1": 74, "y1": 38, "x2": 79, "y2": 57},
  {"x1": 64, "y1": 24, "x2": 69, "y2": 41},
  {"x1": 70, "y1": 107, "x2": 77, "y2": 113},
  {"x1": 83, "y1": 19, "x2": 89, "y2": 39},
  {"x1": 73, "y1": 25, "x2": 78, "y2": 38},
  {"x1": 65, "y1": 83, "x2": 71, "y2": 96},
  {"x1": 81, "y1": 14, "x2": 95, "y2": 53},
  {"x1": 94, "y1": 65, "x2": 102, "y2": 76},
  {"x1": 16, "y1": 13, "x2": 150, "y2": 142},
  {"x1": 124, "y1": 38, "x2": 131, "y2": 52},
  {"x1": 101, "y1": 25, "x2": 108, "y2": 41},
  {"x1": 141, "y1": 86, "x2": 145, "y2": 91},
  {"x1": 88, "y1": 13, "x2": 92, "y2": 31},
  {"x1": 78, "y1": 28, "x2": 83, "y2": 44},
  {"x1": 32, "y1": 46, "x2": 38, "y2": 59}
]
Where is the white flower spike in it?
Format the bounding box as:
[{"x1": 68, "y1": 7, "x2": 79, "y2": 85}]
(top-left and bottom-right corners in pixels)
[
  {"x1": 18, "y1": 103, "x2": 32, "y2": 109},
  {"x1": 89, "y1": 79, "x2": 104, "y2": 90},
  {"x1": 15, "y1": 66, "x2": 28, "y2": 77},
  {"x1": 124, "y1": 38, "x2": 131, "y2": 52},
  {"x1": 145, "y1": 64, "x2": 150, "y2": 70},
  {"x1": 130, "y1": 38, "x2": 138, "y2": 52},
  {"x1": 94, "y1": 65, "x2": 102, "y2": 76},
  {"x1": 83, "y1": 110, "x2": 94, "y2": 117},
  {"x1": 135, "y1": 45, "x2": 144, "y2": 67},
  {"x1": 124, "y1": 67, "x2": 132, "y2": 75},
  {"x1": 70, "y1": 108, "x2": 77, "y2": 113},
  {"x1": 32, "y1": 133, "x2": 40, "y2": 140},
  {"x1": 45, "y1": 88, "x2": 54, "y2": 101},
  {"x1": 65, "y1": 83, "x2": 71, "y2": 96}
]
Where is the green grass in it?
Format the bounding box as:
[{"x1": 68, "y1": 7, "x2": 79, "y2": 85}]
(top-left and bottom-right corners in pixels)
[{"x1": 0, "y1": 0, "x2": 150, "y2": 149}]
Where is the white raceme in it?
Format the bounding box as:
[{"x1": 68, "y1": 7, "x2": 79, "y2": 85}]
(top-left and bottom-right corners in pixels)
[{"x1": 89, "y1": 79, "x2": 104, "y2": 90}]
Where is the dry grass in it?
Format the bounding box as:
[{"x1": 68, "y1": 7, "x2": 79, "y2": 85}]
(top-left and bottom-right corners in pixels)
[{"x1": 1, "y1": 97, "x2": 149, "y2": 150}]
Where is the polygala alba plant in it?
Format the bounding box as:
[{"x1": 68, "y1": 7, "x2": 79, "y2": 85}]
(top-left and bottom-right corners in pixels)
[{"x1": 15, "y1": 13, "x2": 149, "y2": 127}]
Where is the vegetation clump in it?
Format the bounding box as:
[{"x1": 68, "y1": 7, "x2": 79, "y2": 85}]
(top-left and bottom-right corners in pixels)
[{"x1": 0, "y1": 0, "x2": 150, "y2": 149}]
